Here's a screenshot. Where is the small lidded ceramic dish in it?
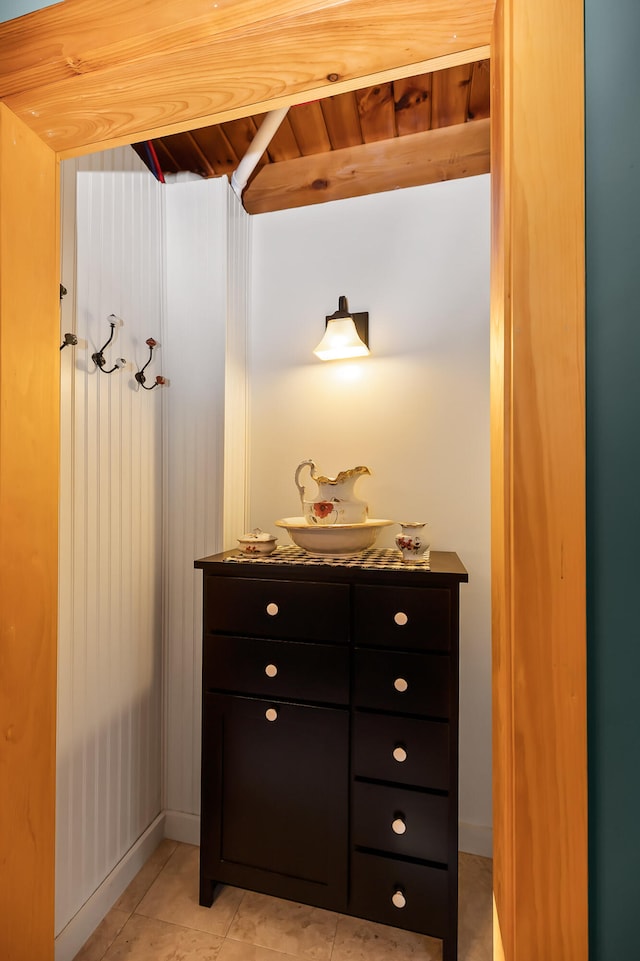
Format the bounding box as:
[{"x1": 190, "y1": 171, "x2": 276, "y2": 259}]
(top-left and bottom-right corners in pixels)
[{"x1": 237, "y1": 528, "x2": 278, "y2": 556}]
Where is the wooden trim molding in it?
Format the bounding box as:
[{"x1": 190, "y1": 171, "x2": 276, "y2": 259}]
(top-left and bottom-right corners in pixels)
[
  {"x1": 0, "y1": 103, "x2": 59, "y2": 961},
  {"x1": 0, "y1": 1, "x2": 589, "y2": 958},
  {"x1": 491, "y1": 0, "x2": 588, "y2": 958},
  {"x1": 490, "y1": 1, "x2": 515, "y2": 952}
]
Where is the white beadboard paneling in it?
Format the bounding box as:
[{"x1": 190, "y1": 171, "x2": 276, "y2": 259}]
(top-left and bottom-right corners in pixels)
[
  {"x1": 76, "y1": 146, "x2": 150, "y2": 174},
  {"x1": 57, "y1": 154, "x2": 164, "y2": 935},
  {"x1": 163, "y1": 177, "x2": 228, "y2": 816},
  {"x1": 58, "y1": 159, "x2": 250, "y2": 938}
]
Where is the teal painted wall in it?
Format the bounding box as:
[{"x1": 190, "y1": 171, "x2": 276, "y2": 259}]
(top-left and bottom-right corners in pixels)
[
  {"x1": 0, "y1": 0, "x2": 58, "y2": 24},
  {"x1": 586, "y1": 0, "x2": 640, "y2": 956}
]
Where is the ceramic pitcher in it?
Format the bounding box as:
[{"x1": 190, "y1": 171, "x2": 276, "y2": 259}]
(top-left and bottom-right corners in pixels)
[
  {"x1": 294, "y1": 459, "x2": 371, "y2": 525},
  {"x1": 395, "y1": 521, "x2": 430, "y2": 563}
]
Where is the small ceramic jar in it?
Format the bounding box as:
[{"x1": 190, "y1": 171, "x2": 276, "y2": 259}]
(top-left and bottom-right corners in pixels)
[
  {"x1": 237, "y1": 528, "x2": 278, "y2": 555},
  {"x1": 395, "y1": 522, "x2": 429, "y2": 563}
]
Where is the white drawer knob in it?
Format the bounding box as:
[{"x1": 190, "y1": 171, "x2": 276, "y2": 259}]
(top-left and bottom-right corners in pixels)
[
  {"x1": 393, "y1": 677, "x2": 408, "y2": 693},
  {"x1": 394, "y1": 611, "x2": 408, "y2": 626},
  {"x1": 392, "y1": 889, "x2": 406, "y2": 909},
  {"x1": 393, "y1": 745, "x2": 407, "y2": 763},
  {"x1": 265, "y1": 664, "x2": 278, "y2": 678},
  {"x1": 266, "y1": 602, "x2": 279, "y2": 616},
  {"x1": 392, "y1": 817, "x2": 407, "y2": 835},
  {"x1": 265, "y1": 707, "x2": 278, "y2": 722}
]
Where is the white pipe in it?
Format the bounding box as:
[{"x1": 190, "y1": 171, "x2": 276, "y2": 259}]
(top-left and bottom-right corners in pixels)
[{"x1": 230, "y1": 106, "x2": 290, "y2": 200}]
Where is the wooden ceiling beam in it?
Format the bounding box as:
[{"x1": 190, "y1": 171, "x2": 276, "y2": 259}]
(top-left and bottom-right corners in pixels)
[
  {"x1": 243, "y1": 117, "x2": 490, "y2": 214},
  {"x1": 0, "y1": 0, "x2": 492, "y2": 158},
  {"x1": 0, "y1": 0, "x2": 362, "y2": 97}
]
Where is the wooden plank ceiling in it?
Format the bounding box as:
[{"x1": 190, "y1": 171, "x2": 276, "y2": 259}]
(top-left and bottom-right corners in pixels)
[{"x1": 132, "y1": 59, "x2": 490, "y2": 214}]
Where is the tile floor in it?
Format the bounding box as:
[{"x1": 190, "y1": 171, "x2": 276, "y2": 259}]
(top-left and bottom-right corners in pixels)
[{"x1": 73, "y1": 842, "x2": 492, "y2": 961}]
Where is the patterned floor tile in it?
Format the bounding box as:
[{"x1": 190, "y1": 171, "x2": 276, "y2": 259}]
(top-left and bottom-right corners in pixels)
[
  {"x1": 102, "y1": 914, "x2": 224, "y2": 961},
  {"x1": 226, "y1": 890, "x2": 338, "y2": 961},
  {"x1": 135, "y1": 843, "x2": 244, "y2": 937}
]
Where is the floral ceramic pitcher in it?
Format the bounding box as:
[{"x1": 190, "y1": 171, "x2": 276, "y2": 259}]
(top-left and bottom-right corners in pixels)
[{"x1": 294, "y1": 460, "x2": 371, "y2": 525}]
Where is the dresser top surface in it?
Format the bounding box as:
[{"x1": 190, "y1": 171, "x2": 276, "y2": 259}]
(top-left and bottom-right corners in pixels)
[{"x1": 195, "y1": 547, "x2": 468, "y2": 585}]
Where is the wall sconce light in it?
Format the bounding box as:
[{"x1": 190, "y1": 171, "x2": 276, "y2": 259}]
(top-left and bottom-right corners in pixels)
[
  {"x1": 135, "y1": 338, "x2": 167, "y2": 390},
  {"x1": 92, "y1": 314, "x2": 126, "y2": 373},
  {"x1": 313, "y1": 295, "x2": 370, "y2": 361},
  {"x1": 60, "y1": 332, "x2": 78, "y2": 351}
]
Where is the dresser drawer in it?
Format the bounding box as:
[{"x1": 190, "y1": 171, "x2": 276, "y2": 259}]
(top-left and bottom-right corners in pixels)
[
  {"x1": 354, "y1": 585, "x2": 450, "y2": 652},
  {"x1": 353, "y1": 650, "x2": 451, "y2": 718},
  {"x1": 349, "y1": 850, "x2": 449, "y2": 938},
  {"x1": 352, "y1": 713, "x2": 449, "y2": 790},
  {"x1": 204, "y1": 635, "x2": 349, "y2": 705},
  {"x1": 353, "y1": 781, "x2": 449, "y2": 864},
  {"x1": 205, "y1": 576, "x2": 349, "y2": 642}
]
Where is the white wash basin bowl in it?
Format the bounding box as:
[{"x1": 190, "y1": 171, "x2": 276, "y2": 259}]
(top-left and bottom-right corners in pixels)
[{"x1": 274, "y1": 517, "x2": 393, "y2": 557}]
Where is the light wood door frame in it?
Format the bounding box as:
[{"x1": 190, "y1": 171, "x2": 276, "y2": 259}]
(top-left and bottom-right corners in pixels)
[
  {"x1": 0, "y1": 2, "x2": 587, "y2": 959},
  {"x1": 490, "y1": 1, "x2": 587, "y2": 957},
  {"x1": 0, "y1": 102, "x2": 59, "y2": 961}
]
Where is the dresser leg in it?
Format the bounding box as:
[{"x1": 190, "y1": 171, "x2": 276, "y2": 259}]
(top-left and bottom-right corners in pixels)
[
  {"x1": 199, "y1": 871, "x2": 215, "y2": 907},
  {"x1": 442, "y1": 933, "x2": 458, "y2": 961}
]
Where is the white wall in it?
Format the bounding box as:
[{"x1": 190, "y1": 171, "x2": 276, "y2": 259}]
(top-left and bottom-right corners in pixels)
[
  {"x1": 57, "y1": 149, "x2": 165, "y2": 939},
  {"x1": 250, "y1": 176, "x2": 492, "y2": 853}
]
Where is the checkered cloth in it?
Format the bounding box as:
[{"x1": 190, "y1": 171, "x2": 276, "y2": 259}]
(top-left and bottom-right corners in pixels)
[{"x1": 224, "y1": 545, "x2": 431, "y2": 571}]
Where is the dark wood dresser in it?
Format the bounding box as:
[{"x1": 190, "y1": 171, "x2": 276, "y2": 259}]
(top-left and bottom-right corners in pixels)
[{"x1": 194, "y1": 546, "x2": 467, "y2": 961}]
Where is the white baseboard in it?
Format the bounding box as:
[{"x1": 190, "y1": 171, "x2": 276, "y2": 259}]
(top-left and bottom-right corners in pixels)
[
  {"x1": 459, "y1": 820, "x2": 493, "y2": 858},
  {"x1": 54, "y1": 813, "x2": 166, "y2": 961},
  {"x1": 163, "y1": 809, "x2": 201, "y2": 845}
]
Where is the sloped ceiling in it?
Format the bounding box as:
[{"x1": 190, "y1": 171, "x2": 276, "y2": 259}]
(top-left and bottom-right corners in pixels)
[{"x1": 133, "y1": 60, "x2": 490, "y2": 213}]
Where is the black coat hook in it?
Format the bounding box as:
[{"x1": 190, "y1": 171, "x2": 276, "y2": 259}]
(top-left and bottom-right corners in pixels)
[
  {"x1": 135, "y1": 338, "x2": 166, "y2": 390},
  {"x1": 60, "y1": 332, "x2": 78, "y2": 351},
  {"x1": 92, "y1": 315, "x2": 126, "y2": 373}
]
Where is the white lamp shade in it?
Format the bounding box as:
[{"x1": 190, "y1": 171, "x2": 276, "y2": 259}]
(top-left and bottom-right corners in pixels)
[{"x1": 313, "y1": 316, "x2": 370, "y2": 361}]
